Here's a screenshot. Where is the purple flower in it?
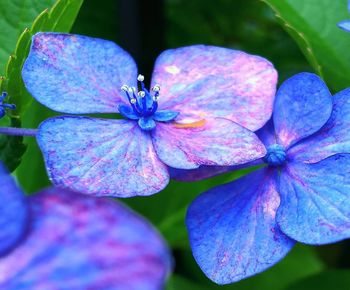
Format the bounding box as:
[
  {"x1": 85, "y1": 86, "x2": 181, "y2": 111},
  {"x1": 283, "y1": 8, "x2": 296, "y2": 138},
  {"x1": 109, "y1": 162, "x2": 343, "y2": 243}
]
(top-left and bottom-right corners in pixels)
[
  {"x1": 338, "y1": 0, "x2": 350, "y2": 31},
  {"x1": 21, "y1": 32, "x2": 277, "y2": 197},
  {"x1": 0, "y1": 92, "x2": 16, "y2": 119},
  {"x1": 0, "y1": 163, "x2": 171, "y2": 290},
  {"x1": 186, "y1": 72, "x2": 350, "y2": 284}
]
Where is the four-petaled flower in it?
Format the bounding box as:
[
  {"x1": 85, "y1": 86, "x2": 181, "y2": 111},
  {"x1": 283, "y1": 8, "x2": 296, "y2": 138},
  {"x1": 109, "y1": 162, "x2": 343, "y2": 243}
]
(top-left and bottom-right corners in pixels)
[
  {"x1": 186, "y1": 73, "x2": 350, "y2": 284},
  {"x1": 0, "y1": 163, "x2": 171, "y2": 289},
  {"x1": 338, "y1": 0, "x2": 350, "y2": 31},
  {"x1": 0, "y1": 92, "x2": 16, "y2": 119},
  {"x1": 22, "y1": 32, "x2": 277, "y2": 197}
]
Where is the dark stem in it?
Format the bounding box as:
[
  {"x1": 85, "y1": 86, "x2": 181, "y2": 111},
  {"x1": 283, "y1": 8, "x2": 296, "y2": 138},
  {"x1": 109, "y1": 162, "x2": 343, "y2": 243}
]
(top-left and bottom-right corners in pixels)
[{"x1": 0, "y1": 127, "x2": 38, "y2": 137}]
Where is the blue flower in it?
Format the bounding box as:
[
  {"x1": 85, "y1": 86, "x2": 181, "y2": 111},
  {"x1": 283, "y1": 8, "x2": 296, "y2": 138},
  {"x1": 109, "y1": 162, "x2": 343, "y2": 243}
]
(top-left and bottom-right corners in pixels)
[
  {"x1": 186, "y1": 72, "x2": 350, "y2": 284},
  {"x1": 0, "y1": 162, "x2": 172, "y2": 289},
  {"x1": 0, "y1": 92, "x2": 16, "y2": 119},
  {"x1": 338, "y1": 0, "x2": 350, "y2": 31},
  {"x1": 21, "y1": 32, "x2": 278, "y2": 198}
]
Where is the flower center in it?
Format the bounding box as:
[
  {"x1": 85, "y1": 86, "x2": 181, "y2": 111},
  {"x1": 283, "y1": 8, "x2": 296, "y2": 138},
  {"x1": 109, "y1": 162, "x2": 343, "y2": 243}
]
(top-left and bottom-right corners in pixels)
[
  {"x1": 264, "y1": 144, "x2": 287, "y2": 166},
  {"x1": 0, "y1": 92, "x2": 16, "y2": 119},
  {"x1": 119, "y1": 75, "x2": 179, "y2": 131}
]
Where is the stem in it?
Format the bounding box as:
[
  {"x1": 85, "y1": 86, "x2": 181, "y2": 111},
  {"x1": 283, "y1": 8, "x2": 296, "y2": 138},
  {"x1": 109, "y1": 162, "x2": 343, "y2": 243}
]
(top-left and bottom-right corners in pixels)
[{"x1": 0, "y1": 127, "x2": 37, "y2": 137}]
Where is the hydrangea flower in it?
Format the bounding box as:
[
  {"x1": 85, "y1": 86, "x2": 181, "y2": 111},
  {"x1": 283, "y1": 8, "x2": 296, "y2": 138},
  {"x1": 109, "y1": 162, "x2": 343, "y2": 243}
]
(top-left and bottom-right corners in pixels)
[
  {"x1": 0, "y1": 163, "x2": 171, "y2": 289},
  {"x1": 0, "y1": 92, "x2": 16, "y2": 119},
  {"x1": 22, "y1": 32, "x2": 277, "y2": 197},
  {"x1": 186, "y1": 72, "x2": 350, "y2": 284},
  {"x1": 338, "y1": 0, "x2": 350, "y2": 31}
]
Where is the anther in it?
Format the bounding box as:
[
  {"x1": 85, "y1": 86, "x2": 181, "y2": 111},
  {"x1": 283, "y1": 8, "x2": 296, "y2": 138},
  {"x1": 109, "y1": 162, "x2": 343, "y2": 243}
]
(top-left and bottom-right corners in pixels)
[
  {"x1": 152, "y1": 85, "x2": 160, "y2": 92},
  {"x1": 121, "y1": 85, "x2": 129, "y2": 91},
  {"x1": 137, "y1": 74, "x2": 145, "y2": 82},
  {"x1": 138, "y1": 91, "x2": 145, "y2": 98},
  {"x1": 130, "y1": 98, "x2": 137, "y2": 104}
]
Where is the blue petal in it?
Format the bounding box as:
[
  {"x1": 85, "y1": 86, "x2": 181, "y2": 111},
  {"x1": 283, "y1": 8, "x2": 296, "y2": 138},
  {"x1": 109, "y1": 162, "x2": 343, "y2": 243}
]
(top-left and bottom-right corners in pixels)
[
  {"x1": 37, "y1": 116, "x2": 169, "y2": 197},
  {"x1": 138, "y1": 117, "x2": 156, "y2": 131},
  {"x1": 0, "y1": 163, "x2": 28, "y2": 256},
  {"x1": 153, "y1": 110, "x2": 179, "y2": 122},
  {"x1": 277, "y1": 154, "x2": 350, "y2": 245},
  {"x1": 151, "y1": 45, "x2": 277, "y2": 131},
  {"x1": 288, "y1": 88, "x2": 350, "y2": 163},
  {"x1": 0, "y1": 187, "x2": 172, "y2": 289},
  {"x1": 22, "y1": 33, "x2": 137, "y2": 114},
  {"x1": 118, "y1": 104, "x2": 139, "y2": 120},
  {"x1": 186, "y1": 168, "x2": 294, "y2": 284},
  {"x1": 338, "y1": 20, "x2": 350, "y2": 32},
  {"x1": 273, "y1": 73, "x2": 332, "y2": 149},
  {"x1": 256, "y1": 118, "x2": 277, "y2": 148}
]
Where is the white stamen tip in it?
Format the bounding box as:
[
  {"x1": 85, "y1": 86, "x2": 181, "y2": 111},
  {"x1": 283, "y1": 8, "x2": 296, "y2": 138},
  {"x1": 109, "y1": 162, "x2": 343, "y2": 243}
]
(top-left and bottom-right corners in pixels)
[
  {"x1": 132, "y1": 87, "x2": 137, "y2": 92},
  {"x1": 152, "y1": 85, "x2": 160, "y2": 92},
  {"x1": 130, "y1": 98, "x2": 137, "y2": 104},
  {"x1": 121, "y1": 85, "x2": 129, "y2": 91},
  {"x1": 137, "y1": 74, "x2": 145, "y2": 82},
  {"x1": 138, "y1": 91, "x2": 146, "y2": 97}
]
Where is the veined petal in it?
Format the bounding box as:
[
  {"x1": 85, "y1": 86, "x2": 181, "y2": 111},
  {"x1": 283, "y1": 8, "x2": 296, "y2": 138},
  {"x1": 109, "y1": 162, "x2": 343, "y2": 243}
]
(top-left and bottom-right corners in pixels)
[
  {"x1": 288, "y1": 88, "x2": 350, "y2": 163},
  {"x1": 152, "y1": 118, "x2": 266, "y2": 170},
  {"x1": 0, "y1": 188, "x2": 172, "y2": 289},
  {"x1": 273, "y1": 73, "x2": 332, "y2": 149},
  {"x1": 186, "y1": 168, "x2": 294, "y2": 284},
  {"x1": 0, "y1": 164, "x2": 27, "y2": 256},
  {"x1": 151, "y1": 45, "x2": 277, "y2": 131},
  {"x1": 37, "y1": 116, "x2": 169, "y2": 197},
  {"x1": 277, "y1": 155, "x2": 350, "y2": 245},
  {"x1": 22, "y1": 33, "x2": 137, "y2": 114}
]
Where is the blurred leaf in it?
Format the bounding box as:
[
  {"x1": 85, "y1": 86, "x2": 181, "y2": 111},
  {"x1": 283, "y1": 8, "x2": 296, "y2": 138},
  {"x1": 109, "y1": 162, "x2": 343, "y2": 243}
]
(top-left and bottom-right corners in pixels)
[
  {"x1": 166, "y1": 275, "x2": 210, "y2": 290},
  {"x1": 166, "y1": 0, "x2": 311, "y2": 82},
  {"x1": 0, "y1": 117, "x2": 26, "y2": 172},
  {"x1": 168, "y1": 244, "x2": 324, "y2": 290},
  {"x1": 71, "y1": 0, "x2": 118, "y2": 41},
  {"x1": 284, "y1": 269, "x2": 350, "y2": 290},
  {"x1": 262, "y1": 0, "x2": 350, "y2": 91}
]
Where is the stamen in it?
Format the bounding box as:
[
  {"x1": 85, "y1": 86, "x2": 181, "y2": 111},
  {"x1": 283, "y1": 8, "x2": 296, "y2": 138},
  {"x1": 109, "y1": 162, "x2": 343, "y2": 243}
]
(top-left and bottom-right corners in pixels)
[
  {"x1": 121, "y1": 85, "x2": 129, "y2": 91},
  {"x1": 137, "y1": 74, "x2": 145, "y2": 82},
  {"x1": 152, "y1": 85, "x2": 160, "y2": 92},
  {"x1": 138, "y1": 91, "x2": 146, "y2": 98},
  {"x1": 119, "y1": 76, "x2": 177, "y2": 130}
]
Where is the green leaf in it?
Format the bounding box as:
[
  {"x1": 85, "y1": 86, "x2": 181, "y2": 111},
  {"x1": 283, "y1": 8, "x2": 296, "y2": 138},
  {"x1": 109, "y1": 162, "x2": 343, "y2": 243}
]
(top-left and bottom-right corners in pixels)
[
  {"x1": 284, "y1": 269, "x2": 350, "y2": 290},
  {"x1": 0, "y1": 117, "x2": 27, "y2": 172},
  {"x1": 262, "y1": 0, "x2": 350, "y2": 91}
]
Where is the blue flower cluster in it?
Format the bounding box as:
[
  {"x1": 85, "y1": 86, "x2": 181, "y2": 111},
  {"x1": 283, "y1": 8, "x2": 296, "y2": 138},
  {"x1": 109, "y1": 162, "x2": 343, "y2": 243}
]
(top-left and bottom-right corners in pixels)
[{"x1": 1, "y1": 9, "x2": 350, "y2": 287}]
